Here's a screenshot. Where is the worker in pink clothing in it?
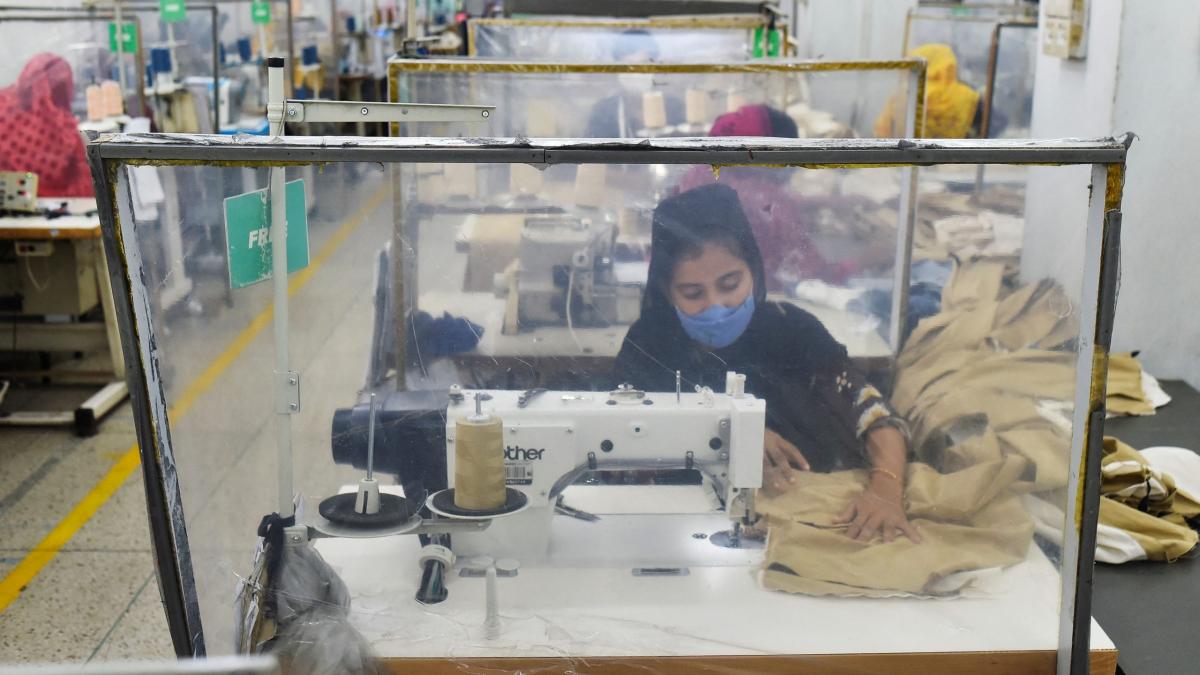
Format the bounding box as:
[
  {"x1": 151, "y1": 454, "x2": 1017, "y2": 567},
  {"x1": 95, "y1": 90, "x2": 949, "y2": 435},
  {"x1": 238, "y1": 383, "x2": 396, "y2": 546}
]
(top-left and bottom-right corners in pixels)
[
  {"x1": 676, "y1": 105, "x2": 856, "y2": 291},
  {"x1": 0, "y1": 54, "x2": 94, "y2": 197}
]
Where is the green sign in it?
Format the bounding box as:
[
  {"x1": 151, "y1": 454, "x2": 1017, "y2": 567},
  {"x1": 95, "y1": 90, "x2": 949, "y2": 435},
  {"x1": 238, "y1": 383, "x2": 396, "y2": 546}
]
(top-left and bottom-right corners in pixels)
[
  {"x1": 108, "y1": 21, "x2": 138, "y2": 53},
  {"x1": 223, "y1": 180, "x2": 310, "y2": 290},
  {"x1": 251, "y1": 0, "x2": 271, "y2": 24},
  {"x1": 160, "y1": 0, "x2": 186, "y2": 23},
  {"x1": 752, "y1": 27, "x2": 782, "y2": 58}
]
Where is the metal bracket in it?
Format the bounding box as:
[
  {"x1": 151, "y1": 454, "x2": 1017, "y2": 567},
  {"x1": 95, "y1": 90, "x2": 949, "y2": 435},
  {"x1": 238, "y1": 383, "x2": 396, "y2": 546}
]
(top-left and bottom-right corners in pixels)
[
  {"x1": 275, "y1": 370, "x2": 300, "y2": 414},
  {"x1": 283, "y1": 99, "x2": 494, "y2": 124},
  {"x1": 283, "y1": 524, "x2": 309, "y2": 547}
]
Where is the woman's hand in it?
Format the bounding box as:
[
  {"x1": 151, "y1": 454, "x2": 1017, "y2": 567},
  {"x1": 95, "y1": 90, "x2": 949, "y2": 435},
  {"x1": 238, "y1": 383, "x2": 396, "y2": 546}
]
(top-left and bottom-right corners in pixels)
[
  {"x1": 834, "y1": 476, "x2": 922, "y2": 543},
  {"x1": 762, "y1": 428, "x2": 810, "y2": 495}
]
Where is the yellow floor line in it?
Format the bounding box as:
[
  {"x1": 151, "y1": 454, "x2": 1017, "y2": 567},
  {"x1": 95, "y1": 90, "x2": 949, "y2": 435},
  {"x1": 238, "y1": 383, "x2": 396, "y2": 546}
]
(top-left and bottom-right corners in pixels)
[{"x1": 0, "y1": 185, "x2": 388, "y2": 613}]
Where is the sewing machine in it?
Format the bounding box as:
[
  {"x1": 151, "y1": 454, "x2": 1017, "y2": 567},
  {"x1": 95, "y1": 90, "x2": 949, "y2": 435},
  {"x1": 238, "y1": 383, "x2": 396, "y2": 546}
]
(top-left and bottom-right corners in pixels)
[
  {"x1": 492, "y1": 214, "x2": 642, "y2": 332},
  {"x1": 331, "y1": 373, "x2": 765, "y2": 563}
]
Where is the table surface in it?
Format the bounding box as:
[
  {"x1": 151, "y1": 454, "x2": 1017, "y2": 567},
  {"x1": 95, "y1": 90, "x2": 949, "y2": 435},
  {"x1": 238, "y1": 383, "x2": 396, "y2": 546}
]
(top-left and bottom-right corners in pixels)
[
  {"x1": 312, "y1": 484, "x2": 1113, "y2": 661},
  {"x1": 0, "y1": 198, "x2": 100, "y2": 239},
  {"x1": 1094, "y1": 379, "x2": 1200, "y2": 675}
]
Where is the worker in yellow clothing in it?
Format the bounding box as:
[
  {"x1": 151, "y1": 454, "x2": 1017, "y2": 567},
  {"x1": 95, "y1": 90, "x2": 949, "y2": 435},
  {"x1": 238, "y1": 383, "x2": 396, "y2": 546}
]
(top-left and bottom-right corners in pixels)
[{"x1": 875, "y1": 43, "x2": 983, "y2": 139}]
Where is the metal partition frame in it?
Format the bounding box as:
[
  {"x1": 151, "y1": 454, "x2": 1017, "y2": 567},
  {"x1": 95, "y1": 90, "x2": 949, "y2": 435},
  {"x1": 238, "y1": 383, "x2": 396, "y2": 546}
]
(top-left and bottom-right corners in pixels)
[
  {"x1": 86, "y1": 133, "x2": 1127, "y2": 674},
  {"x1": 387, "y1": 57, "x2": 928, "y2": 353},
  {"x1": 466, "y1": 15, "x2": 793, "y2": 59},
  {"x1": 501, "y1": 0, "x2": 770, "y2": 17}
]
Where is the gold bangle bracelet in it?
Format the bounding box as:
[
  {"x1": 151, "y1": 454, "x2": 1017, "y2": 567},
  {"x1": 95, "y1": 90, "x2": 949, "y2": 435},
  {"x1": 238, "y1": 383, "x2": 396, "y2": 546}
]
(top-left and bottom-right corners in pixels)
[{"x1": 870, "y1": 467, "x2": 902, "y2": 483}]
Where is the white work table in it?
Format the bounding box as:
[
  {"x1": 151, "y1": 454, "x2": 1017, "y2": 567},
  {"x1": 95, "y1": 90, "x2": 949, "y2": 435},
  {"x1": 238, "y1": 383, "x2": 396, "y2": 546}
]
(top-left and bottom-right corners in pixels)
[
  {"x1": 0, "y1": 197, "x2": 127, "y2": 435},
  {"x1": 0, "y1": 198, "x2": 99, "y2": 239},
  {"x1": 311, "y1": 485, "x2": 1116, "y2": 673}
]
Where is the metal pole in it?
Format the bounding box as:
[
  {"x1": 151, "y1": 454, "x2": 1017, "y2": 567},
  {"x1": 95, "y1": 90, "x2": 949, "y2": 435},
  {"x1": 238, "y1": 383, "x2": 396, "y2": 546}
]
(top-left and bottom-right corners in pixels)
[
  {"x1": 114, "y1": 0, "x2": 129, "y2": 111},
  {"x1": 888, "y1": 66, "x2": 920, "y2": 354},
  {"x1": 285, "y1": 0, "x2": 295, "y2": 95},
  {"x1": 211, "y1": 5, "x2": 220, "y2": 132},
  {"x1": 330, "y1": 0, "x2": 340, "y2": 100},
  {"x1": 1055, "y1": 163, "x2": 1115, "y2": 675},
  {"x1": 974, "y1": 22, "x2": 1004, "y2": 197},
  {"x1": 266, "y1": 57, "x2": 294, "y2": 518}
]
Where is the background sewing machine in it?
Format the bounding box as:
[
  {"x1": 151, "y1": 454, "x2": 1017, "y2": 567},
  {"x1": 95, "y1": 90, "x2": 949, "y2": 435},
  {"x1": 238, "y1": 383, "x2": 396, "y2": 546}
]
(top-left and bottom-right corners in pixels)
[
  {"x1": 332, "y1": 374, "x2": 765, "y2": 564},
  {"x1": 487, "y1": 214, "x2": 643, "y2": 334}
]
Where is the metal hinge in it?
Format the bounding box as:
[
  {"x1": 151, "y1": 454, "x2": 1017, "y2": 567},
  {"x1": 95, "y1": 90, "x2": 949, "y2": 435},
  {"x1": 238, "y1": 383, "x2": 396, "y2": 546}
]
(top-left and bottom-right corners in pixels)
[{"x1": 275, "y1": 370, "x2": 300, "y2": 414}]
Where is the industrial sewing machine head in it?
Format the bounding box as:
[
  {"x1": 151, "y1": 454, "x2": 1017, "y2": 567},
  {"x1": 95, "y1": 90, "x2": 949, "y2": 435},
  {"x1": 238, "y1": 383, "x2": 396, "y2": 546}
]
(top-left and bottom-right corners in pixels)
[
  {"x1": 331, "y1": 372, "x2": 765, "y2": 563},
  {"x1": 491, "y1": 214, "x2": 643, "y2": 333}
]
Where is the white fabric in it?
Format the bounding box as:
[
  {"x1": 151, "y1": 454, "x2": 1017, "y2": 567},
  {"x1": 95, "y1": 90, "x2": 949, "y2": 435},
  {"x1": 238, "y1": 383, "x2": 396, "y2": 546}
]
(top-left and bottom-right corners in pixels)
[
  {"x1": 1141, "y1": 371, "x2": 1173, "y2": 410},
  {"x1": 791, "y1": 279, "x2": 864, "y2": 311},
  {"x1": 1022, "y1": 493, "x2": 1148, "y2": 564},
  {"x1": 1139, "y1": 446, "x2": 1200, "y2": 502}
]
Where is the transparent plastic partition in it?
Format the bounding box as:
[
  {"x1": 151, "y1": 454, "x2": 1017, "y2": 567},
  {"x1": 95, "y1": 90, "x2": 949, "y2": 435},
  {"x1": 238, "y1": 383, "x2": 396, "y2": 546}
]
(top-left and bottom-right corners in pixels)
[
  {"x1": 141, "y1": 3, "x2": 223, "y2": 133},
  {"x1": 467, "y1": 16, "x2": 781, "y2": 61},
  {"x1": 88, "y1": 135, "x2": 1125, "y2": 674},
  {"x1": 388, "y1": 59, "x2": 927, "y2": 141},
  {"x1": 0, "y1": 11, "x2": 147, "y2": 121},
  {"x1": 0, "y1": 5, "x2": 224, "y2": 133},
  {"x1": 903, "y1": 10, "x2": 1037, "y2": 139}
]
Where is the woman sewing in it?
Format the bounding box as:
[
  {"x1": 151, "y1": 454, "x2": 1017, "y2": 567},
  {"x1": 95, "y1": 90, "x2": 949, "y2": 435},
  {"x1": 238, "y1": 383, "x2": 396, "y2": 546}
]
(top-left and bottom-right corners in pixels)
[{"x1": 615, "y1": 183, "x2": 921, "y2": 543}]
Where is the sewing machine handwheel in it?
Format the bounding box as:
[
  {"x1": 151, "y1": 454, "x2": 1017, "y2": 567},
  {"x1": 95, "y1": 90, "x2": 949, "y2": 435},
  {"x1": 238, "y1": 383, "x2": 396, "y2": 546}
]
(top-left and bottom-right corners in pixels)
[
  {"x1": 318, "y1": 492, "x2": 414, "y2": 528},
  {"x1": 427, "y1": 488, "x2": 528, "y2": 520}
]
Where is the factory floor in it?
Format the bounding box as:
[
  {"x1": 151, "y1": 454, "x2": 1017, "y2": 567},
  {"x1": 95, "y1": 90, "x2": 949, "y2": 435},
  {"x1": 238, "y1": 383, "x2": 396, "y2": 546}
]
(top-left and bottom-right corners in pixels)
[{"x1": 0, "y1": 167, "x2": 391, "y2": 664}]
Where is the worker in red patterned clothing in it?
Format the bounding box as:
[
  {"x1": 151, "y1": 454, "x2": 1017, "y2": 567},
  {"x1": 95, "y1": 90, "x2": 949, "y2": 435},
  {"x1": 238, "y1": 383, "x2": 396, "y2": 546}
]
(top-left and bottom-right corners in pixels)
[{"x1": 0, "y1": 54, "x2": 95, "y2": 197}]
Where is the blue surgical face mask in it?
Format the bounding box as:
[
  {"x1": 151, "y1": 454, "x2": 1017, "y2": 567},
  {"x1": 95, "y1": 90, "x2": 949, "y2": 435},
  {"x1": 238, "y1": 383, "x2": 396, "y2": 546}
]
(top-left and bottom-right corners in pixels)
[{"x1": 675, "y1": 293, "x2": 755, "y2": 349}]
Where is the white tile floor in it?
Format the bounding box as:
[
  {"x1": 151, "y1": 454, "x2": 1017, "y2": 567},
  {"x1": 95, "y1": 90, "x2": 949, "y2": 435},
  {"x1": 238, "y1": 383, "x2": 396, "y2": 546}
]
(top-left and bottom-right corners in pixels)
[{"x1": 0, "y1": 166, "x2": 391, "y2": 664}]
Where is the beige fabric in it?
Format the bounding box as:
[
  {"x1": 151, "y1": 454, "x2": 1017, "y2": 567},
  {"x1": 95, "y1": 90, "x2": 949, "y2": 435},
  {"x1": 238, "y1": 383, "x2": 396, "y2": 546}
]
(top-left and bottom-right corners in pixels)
[
  {"x1": 462, "y1": 214, "x2": 526, "y2": 292},
  {"x1": 759, "y1": 457, "x2": 1034, "y2": 597},
  {"x1": 1106, "y1": 352, "x2": 1156, "y2": 416},
  {"x1": 1100, "y1": 437, "x2": 1200, "y2": 561},
  {"x1": 891, "y1": 261, "x2": 1078, "y2": 493}
]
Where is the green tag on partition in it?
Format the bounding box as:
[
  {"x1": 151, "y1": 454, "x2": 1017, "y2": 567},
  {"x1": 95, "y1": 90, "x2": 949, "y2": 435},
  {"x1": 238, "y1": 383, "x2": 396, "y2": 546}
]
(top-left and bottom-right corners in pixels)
[
  {"x1": 251, "y1": 0, "x2": 271, "y2": 24},
  {"x1": 108, "y1": 21, "x2": 138, "y2": 53},
  {"x1": 224, "y1": 180, "x2": 310, "y2": 289},
  {"x1": 160, "y1": 0, "x2": 186, "y2": 22},
  {"x1": 753, "y1": 27, "x2": 782, "y2": 58},
  {"x1": 767, "y1": 28, "x2": 782, "y2": 57}
]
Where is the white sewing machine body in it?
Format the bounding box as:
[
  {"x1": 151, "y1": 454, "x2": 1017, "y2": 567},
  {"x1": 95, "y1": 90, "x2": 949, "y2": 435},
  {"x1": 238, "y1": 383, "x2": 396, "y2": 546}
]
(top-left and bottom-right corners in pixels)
[{"x1": 444, "y1": 376, "x2": 765, "y2": 561}]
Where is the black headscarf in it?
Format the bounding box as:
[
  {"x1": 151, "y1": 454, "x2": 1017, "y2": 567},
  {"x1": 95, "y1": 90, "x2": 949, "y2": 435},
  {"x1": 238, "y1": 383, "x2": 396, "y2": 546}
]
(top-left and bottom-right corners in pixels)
[{"x1": 641, "y1": 183, "x2": 767, "y2": 321}]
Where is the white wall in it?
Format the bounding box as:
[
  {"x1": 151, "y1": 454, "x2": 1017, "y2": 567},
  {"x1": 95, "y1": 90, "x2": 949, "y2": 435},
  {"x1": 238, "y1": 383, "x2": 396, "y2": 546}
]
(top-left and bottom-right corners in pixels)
[
  {"x1": 797, "y1": 0, "x2": 918, "y2": 136},
  {"x1": 1021, "y1": 0, "x2": 1123, "y2": 300},
  {"x1": 1024, "y1": 0, "x2": 1200, "y2": 388},
  {"x1": 800, "y1": 0, "x2": 916, "y2": 61},
  {"x1": 1107, "y1": 0, "x2": 1200, "y2": 387}
]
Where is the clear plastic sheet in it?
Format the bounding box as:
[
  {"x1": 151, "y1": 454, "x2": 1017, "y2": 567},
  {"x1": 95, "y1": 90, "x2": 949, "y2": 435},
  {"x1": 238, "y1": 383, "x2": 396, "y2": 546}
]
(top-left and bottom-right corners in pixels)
[
  {"x1": 0, "y1": 6, "x2": 223, "y2": 132},
  {"x1": 468, "y1": 16, "x2": 776, "y2": 61},
  {"x1": 904, "y1": 9, "x2": 1038, "y2": 138},
  {"x1": 388, "y1": 59, "x2": 924, "y2": 140},
  {"x1": 0, "y1": 13, "x2": 145, "y2": 119},
  {"x1": 90, "y1": 134, "x2": 1124, "y2": 672}
]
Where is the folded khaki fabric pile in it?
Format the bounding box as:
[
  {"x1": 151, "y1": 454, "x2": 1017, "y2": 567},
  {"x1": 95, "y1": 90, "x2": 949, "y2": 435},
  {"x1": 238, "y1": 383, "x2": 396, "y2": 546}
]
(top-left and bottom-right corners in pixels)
[
  {"x1": 1100, "y1": 437, "x2": 1200, "y2": 560},
  {"x1": 761, "y1": 260, "x2": 1195, "y2": 594},
  {"x1": 759, "y1": 456, "x2": 1034, "y2": 597},
  {"x1": 1106, "y1": 352, "x2": 1173, "y2": 417},
  {"x1": 1027, "y1": 438, "x2": 1200, "y2": 562},
  {"x1": 762, "y1": 260, "x2": 1085, "y2": 596}
]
